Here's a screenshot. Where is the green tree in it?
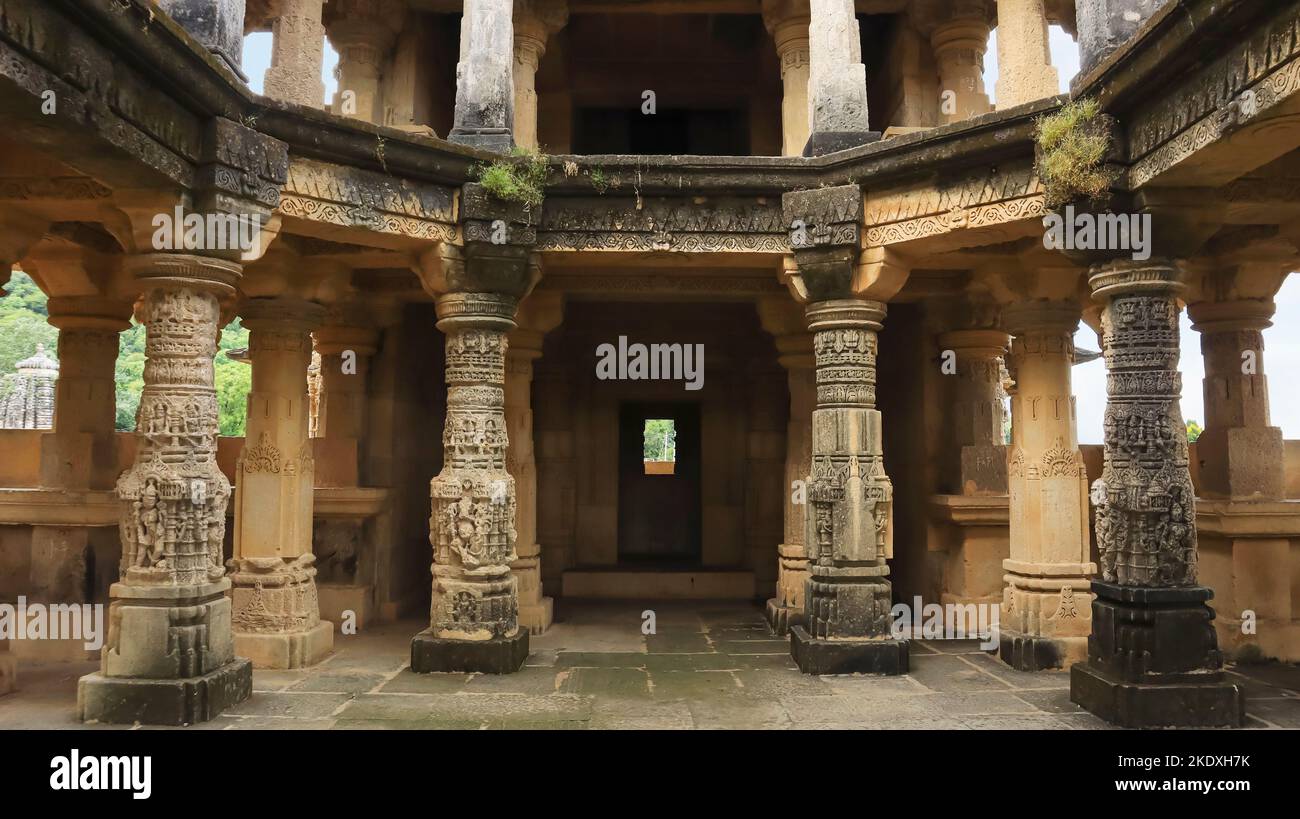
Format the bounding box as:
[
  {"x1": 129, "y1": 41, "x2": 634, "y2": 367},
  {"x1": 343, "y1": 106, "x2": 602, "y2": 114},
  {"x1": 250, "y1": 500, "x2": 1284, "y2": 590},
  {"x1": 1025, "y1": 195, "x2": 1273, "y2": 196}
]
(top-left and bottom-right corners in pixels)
[
  {"x1": 214, "y1": 319, "x2": 250, "y2": 437},
  {"x1": 1186, "y1": 419, "x2": 1203, "y2": 443},
  {"x1": 643, "y1": 419, "x2": 676, "y2": 461}
]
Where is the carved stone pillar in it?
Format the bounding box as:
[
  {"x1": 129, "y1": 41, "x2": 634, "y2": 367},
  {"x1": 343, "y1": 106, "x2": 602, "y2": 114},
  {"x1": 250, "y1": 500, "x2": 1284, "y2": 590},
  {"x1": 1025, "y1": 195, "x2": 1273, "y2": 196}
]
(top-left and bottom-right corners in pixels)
[
  {"x1": 452, "y1": 0, "x2": 518, "y2": 151},
  {"x1": 930, "y1": 10, "x2": 992, "y2": 123},
  {"x1": 78, "y1": 254, "x2": 251, "y2": 725},
  {"x1": 758, "y1": 296, "x2": 815, "y2": 634},
  {"x1": 506, "y1": 288, "x2": 562, "y2": 633},
  {"x1": 994, "y1": 0, "x2": 1059, "y2": 109},
  {"x1": 763, "y1": 0, "x2": 812, "y2": 157},
  {"x1": 1070, "y1": 259, "x2": 1244, "y2": 727},
  {"x1": 999, "y1": 301, "x2": 1093, "y2": 669},
  {"x1": 230, "y1": 297, "x2": 333, "y2": 669},
  {"x1": 804, "y1": 0, "x2": 877, "y2": 156},
  {"x1": 326, "y1": 0, "x2": 402, "y2": 123},
  {"x1": 264, "y1": 0, "x2": 327, "y2": 108},
  {"x1": 512, "y1": 1, "x2": 568, "y2": 151},
  {"x1": 1188, "y1": 299, "x2": 1285, "y2": 500}
]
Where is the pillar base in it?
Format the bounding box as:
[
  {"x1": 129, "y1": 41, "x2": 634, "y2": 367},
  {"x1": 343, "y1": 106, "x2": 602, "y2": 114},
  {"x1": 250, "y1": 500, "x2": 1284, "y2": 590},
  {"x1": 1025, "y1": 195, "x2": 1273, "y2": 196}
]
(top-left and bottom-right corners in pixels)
[
  {"x1": 234, "y1": 621, "x2": 334, "y2": 670},
  {"x1": 518, "y1": 597, "x2": 554, "y2": 634},
  {"x1": 765, "y1": 598, "x2": 805, "y2": 636},
  {"x1": 1070, "y1": 662, "x2": 1244, "y2": 728},
  {"x1": 77, "y1": 659, "x2": 252, "y2": 726},
  {"x1": 802, "y1": 130, "x2": 881, "y2": 157},
  {"x1": 790, "y1": 626, "x2": 909, "y2": 675},
  {"x1": 449, "y1": 128, "x2": 513, "y2": 153},
  {"x1": 0, "y1": 652, "x2": 15, "y2": 696},
  {"x1": 1069, "y1": 580, "x2": 1245, "y2": 727},
  {"x1": 999, "y1": 629, "x2": 1087, "y2": 671},
  {"x1": 410, "y1": 628, "x2": 529, "y2": 674}
]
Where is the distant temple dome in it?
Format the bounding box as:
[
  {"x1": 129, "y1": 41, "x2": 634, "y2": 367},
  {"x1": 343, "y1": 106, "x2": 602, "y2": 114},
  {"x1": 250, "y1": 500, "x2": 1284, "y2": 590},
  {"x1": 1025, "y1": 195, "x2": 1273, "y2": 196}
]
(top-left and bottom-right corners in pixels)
[{"x1": 0, "y1": 342, "x2": 59, "y2": 429}]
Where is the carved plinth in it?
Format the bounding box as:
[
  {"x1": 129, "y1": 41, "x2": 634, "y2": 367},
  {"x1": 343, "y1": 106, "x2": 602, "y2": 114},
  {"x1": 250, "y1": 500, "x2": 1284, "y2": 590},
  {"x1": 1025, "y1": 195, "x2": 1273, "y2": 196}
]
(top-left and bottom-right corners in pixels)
[
  {"x1": 413, "y1": 292, "x2": 528, "y2": 674},
  {"x1": 793, "y1": 299, "x2": 907, "y2": 674},
  {"x1": 228, "y1": 556, "x2": 333, "y2": 668},
  {"x1": 1070, "y1": 582, "x2": 1243, "y2": 727},
  {"x1": 79, "y1": 255, "x2": 251, "y2": 724},
  {"x1": 1070, "y1": 259, "x2": 1241, "y2": 726}
]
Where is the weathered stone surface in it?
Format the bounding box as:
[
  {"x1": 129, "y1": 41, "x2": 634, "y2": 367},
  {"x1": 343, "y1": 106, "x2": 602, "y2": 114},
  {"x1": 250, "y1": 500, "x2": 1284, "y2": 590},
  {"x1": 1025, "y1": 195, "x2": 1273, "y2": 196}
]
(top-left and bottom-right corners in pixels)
[
  {"x1": 450, "y1": 0, "x2": 517, "y2": 151},
  {"x1": 804, "y1": 0, "x2": 877, "y2": 155},
  {"x1": 157, "y1": 0, "x2": 248, "y2": 76},
  {"x1": 78, "y1": 658, "x2": 252, "y2": 726},
  {"x1": 410, "y1": 628, "x2": 529, "y2": 674},
  {"x1": 1076, "y1": 0, "x2": 1170, "y2": 76}
]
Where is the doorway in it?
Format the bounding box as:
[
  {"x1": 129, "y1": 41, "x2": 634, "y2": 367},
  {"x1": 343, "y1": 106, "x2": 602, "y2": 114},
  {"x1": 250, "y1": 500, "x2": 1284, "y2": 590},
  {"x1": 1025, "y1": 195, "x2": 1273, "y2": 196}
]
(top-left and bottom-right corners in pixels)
[{"x1": 617, "y1": 402, "x2": 702, "y2": 564}]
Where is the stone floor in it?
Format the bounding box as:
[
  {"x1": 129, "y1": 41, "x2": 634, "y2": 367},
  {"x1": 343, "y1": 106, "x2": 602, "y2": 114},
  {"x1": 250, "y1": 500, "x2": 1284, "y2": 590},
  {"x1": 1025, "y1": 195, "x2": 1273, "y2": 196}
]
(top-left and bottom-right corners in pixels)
[{"x1": 2, "y1": 600, "x2": 1297, "y2": 729}]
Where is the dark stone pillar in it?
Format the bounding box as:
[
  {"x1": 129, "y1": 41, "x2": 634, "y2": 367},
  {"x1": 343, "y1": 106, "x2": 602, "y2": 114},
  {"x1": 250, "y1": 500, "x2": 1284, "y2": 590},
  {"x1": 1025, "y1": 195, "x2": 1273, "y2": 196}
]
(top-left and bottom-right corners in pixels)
[
  {"x1": 158, "y1": 0, "x2": 248, "y2": 77},
  {"x1": 1075, "y1": 0, "x2": 1169, "y2": 76}
]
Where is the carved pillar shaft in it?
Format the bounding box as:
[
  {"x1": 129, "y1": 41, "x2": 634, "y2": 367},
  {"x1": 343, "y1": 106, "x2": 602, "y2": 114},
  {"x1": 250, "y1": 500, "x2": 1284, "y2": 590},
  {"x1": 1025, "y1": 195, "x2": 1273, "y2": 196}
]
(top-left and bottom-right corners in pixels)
[
  {"x1": 772, "y1": 19, "x2": 811, "y2": 157},
  {"x1": 1188, "y1": 299, "x2": 1284, "y2": 499},
  {"x1": 230, "y1": 297, "x2": 333, "y2": 669},
  {"x1": 1000, "y1": 301, "x2": 1092, "y2": 669},
  {"x1": 78, "y1": 253, "x2": 252, "y2": 725},
  {"x1": 930, "y1": 17, "x2": 992, "y2": 122},
  {"x1": 327, "y1": 0, "x2": 403, "y2": 124},
  {"x1": 767, "y1": 331, "x2": 814, "y2": 633},
  {"x1": 412, "y1": 290, "x2": 529, "y2": 671},
  {"x1": 804, "y1": 0, "x2": 874, "y2": 155},
  {"x1": 505, "y1": 316, "x2": 553, "y2": 633},
  {"x1": 451, "y1": 0, "x2": 517, "y2": 151},
  {"x1": 315, "y1": 324, "x2": 379, "y2": 486},
  {"x1": 994, "y1": 0, "x2": 1059, "y2": 109},
  {"x1": 265, "y1": 0, "x2": 327, "y2": 108},
  {"x1": 1070, "y1": 259, "x2": 1243, "y2": 727}
]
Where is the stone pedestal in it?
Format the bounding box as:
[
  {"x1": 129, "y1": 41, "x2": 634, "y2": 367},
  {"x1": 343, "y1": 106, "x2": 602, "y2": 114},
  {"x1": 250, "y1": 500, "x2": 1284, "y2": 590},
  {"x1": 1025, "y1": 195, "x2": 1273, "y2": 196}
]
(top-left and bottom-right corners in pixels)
[
  {"x1": 1000, "y1": 301, "x2": 1094, "y2": 670},
  {"x1": 804, "y1": 0, "x2": 878, "y2": 156},
  {"x1": 412, "y1": 291, "x2": 528, "y2": 673},
  {"x1": 763, "y1": 1, "x2": 812, "y2": 157},
  {"x1": 77, "y1": 254, "x2": 252, "y2": 725},
  {"x1": 450, "y1": 0, "x2": 517, "y2": 151},
  {"x1": 994, "y1": 0, "x2": 1059, "y2": 108},
  {"x1": 1069, "y1": 259, "x2": 1243, "y2": 727},
  {"x1": 264, "y1": 0, "x2": 327, "y2": 108},
  {"x1": 231, "y1": 298, "x2": 333, "y2": 669},
  {"x1": 791, "y1": 299, "x2": 908, "y2": 674}
]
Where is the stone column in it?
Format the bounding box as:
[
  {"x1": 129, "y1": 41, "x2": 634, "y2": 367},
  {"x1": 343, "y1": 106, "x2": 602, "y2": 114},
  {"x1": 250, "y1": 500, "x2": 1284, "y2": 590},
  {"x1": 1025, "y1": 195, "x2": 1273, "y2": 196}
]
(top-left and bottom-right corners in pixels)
[
  {"x1": 994, "y1": 0, "x2": 1059, "y2": 109},
  {"x1": 1070, "y1": 259, "x2": 1244, "y2": 727},
  {"x1": 0, "y1": 639, "x2": 13, "y2": 696},
  {"x1": 78, "y1": 254, "x2": 252, "y2": 726},
  {"x1": 327, "y1": 0, "x2": 402, "y2": 123},
  {"x1": 451, "y1": 0, "x2": 517, "y2": 152},
  {"x1": 314, "y1": 322, "x2": 381, "y2": 487},
  {"x1": 1187, "y1": 299, "x2": 1285, "y2": 500},
  {"x1": 264, "y1": 0, "x2": 327, "y2": 108},
  {"x1": 506, "y1": 289, "x2": 562, "y2": 633},
  {"x1": 759, "y1": 296, "x2": 815, "y2": 633},
  {"x1": 804, "y1": 0, "x2": 876, "y2": 156},
  {"x1": 230, "y1": 297, "x2": 333, "y2": 669},
  {"x1": 157, "y1": 0, "x2": 247, "y2": 75},
  {"x1": 935, "y1": 327, "x2": 1009, "y2": 607},
  {"x1": 999, "y1": 301, "x2": 1094, "y2": 669},
  {"x1": 930, "y1": 10, "x2": 992, "y2": 123},
  {"x1": 763, "y1": 0, "x2": 812, "y2": 157},
  {"x1": 512, "y1": 1, "x2": 568, "y2": 152},
  {"x1": 411, "y1": 291, "x2": 528, "y2": 672}
]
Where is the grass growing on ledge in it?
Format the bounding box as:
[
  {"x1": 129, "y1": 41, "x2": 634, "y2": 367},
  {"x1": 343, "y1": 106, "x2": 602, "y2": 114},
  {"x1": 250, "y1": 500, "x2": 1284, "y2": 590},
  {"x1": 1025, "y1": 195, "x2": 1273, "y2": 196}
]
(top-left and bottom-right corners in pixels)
[
  {"x1": 1035, "y1": 99, "x2": 1112, "y2": 209},
  {"x1": 474, "y1": 148, "x2": 549, "y2": 210}
]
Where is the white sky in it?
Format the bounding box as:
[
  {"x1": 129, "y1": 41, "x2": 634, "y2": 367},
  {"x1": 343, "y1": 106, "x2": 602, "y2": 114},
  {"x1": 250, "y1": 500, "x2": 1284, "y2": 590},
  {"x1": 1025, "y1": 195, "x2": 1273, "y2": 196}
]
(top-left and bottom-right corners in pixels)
[{"x1": 240, "y1": 25, "x2": 1299, "y2": 441}]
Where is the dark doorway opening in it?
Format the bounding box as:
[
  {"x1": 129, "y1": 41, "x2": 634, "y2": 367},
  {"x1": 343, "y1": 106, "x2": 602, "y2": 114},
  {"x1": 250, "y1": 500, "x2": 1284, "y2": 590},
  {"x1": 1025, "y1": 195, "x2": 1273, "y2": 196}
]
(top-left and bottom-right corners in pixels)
[
  {"x1": 573, "y1": 107, "x2": 750, "y2": 155},
  {"x1": 618, "y1": 402, "x2": 702, "y2": 564}
]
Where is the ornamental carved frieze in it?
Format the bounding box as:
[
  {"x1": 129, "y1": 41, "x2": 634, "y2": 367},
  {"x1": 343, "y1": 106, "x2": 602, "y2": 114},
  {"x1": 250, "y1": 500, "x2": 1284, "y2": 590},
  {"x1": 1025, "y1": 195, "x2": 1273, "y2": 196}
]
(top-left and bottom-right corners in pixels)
[
  {"x1": 863, "y1": 162, "x2": 1043, "y2": 247},
  {"x1": 201, "y1": 119, "x2": 289, "y2": 210},
  {"x1": 1127, "y1": 4, "x2": 1300, "y2": 188},
  {"x1": 278, "y1": 158, "x2": 457, "y2": 242},
  {"x1": 536, "y1": 195, "x2": 789, "y2": 253}
]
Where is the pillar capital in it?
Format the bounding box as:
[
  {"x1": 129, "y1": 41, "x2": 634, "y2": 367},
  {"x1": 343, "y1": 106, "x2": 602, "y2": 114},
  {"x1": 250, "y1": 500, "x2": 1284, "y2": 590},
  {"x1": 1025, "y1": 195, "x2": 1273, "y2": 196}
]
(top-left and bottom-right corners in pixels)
[
  {"x1": 1002, "y1": 298, "x2": 1082, "y2": 336},
  {"x1": 1088, "y1": 257, "x2": 1185, "y2": 301},
  {"x1": 937, "y1": 328, "x2": 1010, "y2": 360},
  {"x1": 239, "y1": 295, "x2": 326, "y2": 332},
  {"x1": 45, "y1": 296, "x2": 134, "y2": 333},
  {"x1": 1186, "y1": 298, "x2": 1275, "y2": 334}
]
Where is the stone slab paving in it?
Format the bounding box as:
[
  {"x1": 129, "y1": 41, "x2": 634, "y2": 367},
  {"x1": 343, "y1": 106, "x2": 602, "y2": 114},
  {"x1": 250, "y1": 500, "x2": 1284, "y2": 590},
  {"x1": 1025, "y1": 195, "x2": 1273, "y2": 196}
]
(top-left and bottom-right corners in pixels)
[{"x1": 0, "y1": 601, "x2": 1296, "y2": 730}]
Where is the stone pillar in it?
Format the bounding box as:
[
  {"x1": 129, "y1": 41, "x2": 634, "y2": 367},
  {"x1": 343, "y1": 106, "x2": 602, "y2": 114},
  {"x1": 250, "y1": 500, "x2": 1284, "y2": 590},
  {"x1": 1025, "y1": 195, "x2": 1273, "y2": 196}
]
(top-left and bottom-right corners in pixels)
[
  {"x1": 763, "y1": 1, "x2": 812, "y2": 157},
  {"x1": 1070, "y1": 259, "x2": 1243, "y2": 727},
  {"x1": 512, "y1": 1, "x2": 568, "y2": 152},
  {"x1": 999, "y1": 301, "x2": 1094, "y2": 669},
  {"x1": 230, "y1": 297, "x2": 333, "y2": 669},
  {"x1": 759, "y1": 296, "x2": 815, "y2": 633},
  {"x1": 157, "y1": 0, "x2": 247, "y2": 75},
  {"x1": 1187, "y1": 299, "x2": 1285, "y2": 500},
  {"x1": 327, "y1": 0, "x2": 402, "y2": 123},
  {"x1": 451, "y1": 0, "x2": 517, "y2": 152},
  {"x1": 804, "y1": 0, "x2": 876, "y2": 156},
  {"x1": 1076, "y1": 0, "x2": 1168, "y2": 76},
  {"x1": 930, "y1": 11, "x2": 992, "y2": 123},
  {"x1": 78, "y1": 254, "x2": 252, "y2": 726},
  {"x1": 411, "y1": 291, "x2": 528, "y2": 672},
  {"x1": 0, "y1": 639, "x2": 13, "y2": 696},
  {"x1": 994, "y1": 0, "x2": 1059, "y2": 109},
  {"x1": 314, "y1": 321, "x2": 381, "y2": 487},
  {"x1": 264, "y1": 0, "x2": 327, "y2": 108},
  {"x1": 506, "y1": 289, "x2": 562, "y2": 633},
  {"x1": 935, "y1": 327, "x2": 1009, "y2": 607}
]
